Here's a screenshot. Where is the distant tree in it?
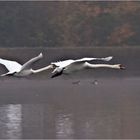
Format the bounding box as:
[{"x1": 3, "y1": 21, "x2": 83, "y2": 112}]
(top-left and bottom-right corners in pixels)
[{"x1": 0, "y1": 1, "x2": 139, "y2": 47}]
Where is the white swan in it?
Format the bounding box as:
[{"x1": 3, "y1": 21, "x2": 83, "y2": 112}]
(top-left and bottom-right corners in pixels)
[
  {"x1": 0, "y1": 53, "x2": 53, "y2": 77},
  {"x1": 49, "y1": 56, "x2": 125, "y2": 78}
]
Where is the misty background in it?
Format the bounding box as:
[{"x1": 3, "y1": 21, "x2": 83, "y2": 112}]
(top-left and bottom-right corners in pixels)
[{"x1": 0, "y1": 1, "x2": 140, "y2": 48}]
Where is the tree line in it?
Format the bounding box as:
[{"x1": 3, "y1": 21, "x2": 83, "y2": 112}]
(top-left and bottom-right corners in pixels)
[{"x1": 0, "y1": 1, "x2": 140, "y2": 47}]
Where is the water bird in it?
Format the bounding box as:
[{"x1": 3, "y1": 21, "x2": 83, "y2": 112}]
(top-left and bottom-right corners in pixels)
[
  {"x1": 90, "y1": 80, "x2": 98, "y2": 85},
  {"x1": 0, "y1": 53, "x2": 53, "y2": 77},
  {"x1": 49, "y1": 56, "x2": 125, "y2": 78},
  {"x1": 72, "y1": 80, "x2": 80, "y2": 85}
]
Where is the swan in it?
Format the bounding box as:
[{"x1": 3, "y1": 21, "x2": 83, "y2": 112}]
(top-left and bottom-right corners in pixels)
[
  {"x1": 0, "y1": 53, "x2": 53, "y2": 77},
  {"x1": 49, "y1": 56, "x2": 125, "y2": 78}
]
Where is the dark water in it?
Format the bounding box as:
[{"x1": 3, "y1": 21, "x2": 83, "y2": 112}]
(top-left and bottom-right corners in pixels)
[{"x1": 0, "y1": 78, "x2": 140, "y2": 139}]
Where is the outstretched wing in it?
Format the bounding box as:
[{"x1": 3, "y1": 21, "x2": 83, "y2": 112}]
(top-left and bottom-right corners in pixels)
[
  {"x1": 75, "y1": 56, "x2": 113, "y2": 62},
  {"x1": 20, "y1": 53, "x2": 43, "y2": 71},
  {"x1": 51, "y1": 59, "x2": 74, "y2": 67},
  {"x1": 0, "y1": 58, "x2": 22, "y2": 72},
  {"x1": 64, "y1": 61, "x2": 86, "y2": 73},
  {"x1": 62, "y1": 56, "x2": 113, "y2": 72},
  {"x1": 51, "y1": 56, "x2": 113, "y2": 68},
  {"x1": 64, "y1": 56, "x2": 113, "y2": 73}
]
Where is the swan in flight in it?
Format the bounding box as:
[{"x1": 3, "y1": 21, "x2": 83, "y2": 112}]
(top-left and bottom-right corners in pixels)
[
  {"x1": 48, "y1": 56, "x2": 125, "y2": 78},
  {"x1": 0, "y1": 53, "x2": 53, "y2": 77}
]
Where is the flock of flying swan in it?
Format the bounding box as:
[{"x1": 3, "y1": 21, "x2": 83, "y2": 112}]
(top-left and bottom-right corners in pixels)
[{"x1": 0, "y1": 53, "x2": 125, "y2": 78}]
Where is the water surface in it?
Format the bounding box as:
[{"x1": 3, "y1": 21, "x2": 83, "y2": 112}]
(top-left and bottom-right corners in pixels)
[{"x1": 0, "y1": 78, "x2": 139, "y2": 139}]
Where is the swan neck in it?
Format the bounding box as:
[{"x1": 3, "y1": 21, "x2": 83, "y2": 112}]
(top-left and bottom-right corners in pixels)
[
  {"x1": 32, "y1": 65, "x2": 53, "y2": 73},
  {"x1": 85, "y1": 63, "x2": 119, "y2": 69}
]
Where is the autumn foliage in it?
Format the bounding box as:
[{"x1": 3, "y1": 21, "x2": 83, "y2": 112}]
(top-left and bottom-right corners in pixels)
[{"x1": 0, "y1": 1, "x2": 140, "y2": 47}]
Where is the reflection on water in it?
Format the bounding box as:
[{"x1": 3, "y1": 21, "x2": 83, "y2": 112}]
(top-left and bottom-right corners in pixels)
[
  {"x1": 0, "y1": 93, "x2": 139, "y2": 139},
  {"x1": 0, "y1": 79, "x2": 139, "y2": 138},
  {"x1": 0, "y1": 104, "x2": 22, "y2": 139},
  {"x1": 0, "y1": 103, "x2": 121, "y2": 139},
  {"x1": 55, "y1": 113, "x2": 74, "y2": 139}
]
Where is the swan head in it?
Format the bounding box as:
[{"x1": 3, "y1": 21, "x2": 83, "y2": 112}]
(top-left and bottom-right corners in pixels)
[
  {"x1": 114, "y1": 64, "x2": 125, "y2": 69},
  {"x1": 119, "y1": 64, "x2": 125, "y2": 70}
]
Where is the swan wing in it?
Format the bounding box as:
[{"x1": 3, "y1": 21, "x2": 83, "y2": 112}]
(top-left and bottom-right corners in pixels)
[
  {"x1": 0, "y1": 58, "x2": 22, "y2": 72},
  {"x1": 20, "y1": 53, "x2": 43, "y2": 71},
  {"x1": 51, "y1": 59, "x2": 74, "y2": 67},
  {"x1": 75, "y1": 56, "x2": 113, "y2": 62},
  {"x1": 1, "y1": 71, "x2": 16, "y2": 76},
  {"x1": 63, "y1": 56, "x2": 113, "y2": 72},
  {"x1": 51, "y1": 56, "x2": 113, "y2": 72},
  {"x1": 63, "y1": 61, "x2": 87, "y2": 73}
]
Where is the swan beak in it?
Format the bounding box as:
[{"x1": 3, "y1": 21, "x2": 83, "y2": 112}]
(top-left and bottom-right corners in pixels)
[{"x1": 119, "y1": 64, "x2": 125, "y2": 70}]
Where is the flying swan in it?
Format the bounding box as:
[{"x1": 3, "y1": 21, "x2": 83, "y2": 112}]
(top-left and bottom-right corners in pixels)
[
  {"x1": 48, "y1": 56, "x2": 125, "y2": 78},
  {"x1": 0, "y1": 53, "x2": 53, "y2": 77}
]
